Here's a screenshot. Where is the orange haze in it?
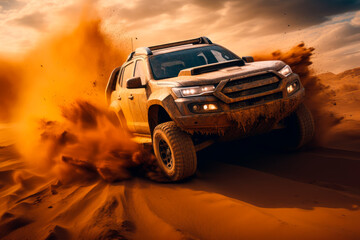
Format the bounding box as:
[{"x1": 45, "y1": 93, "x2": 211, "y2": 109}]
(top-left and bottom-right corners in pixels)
[{"x1": 0, "y1": 6, "x2": 149, "y2": 181}]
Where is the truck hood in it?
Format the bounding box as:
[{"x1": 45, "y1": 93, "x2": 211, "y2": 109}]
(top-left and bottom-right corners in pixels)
[{"x1": 155, "y1": 60, "x2": 286, "y2": 87}]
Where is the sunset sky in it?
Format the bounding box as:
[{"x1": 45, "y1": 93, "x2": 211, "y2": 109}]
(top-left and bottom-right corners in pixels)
[{"x1": 1, "y1": 0, "x2": 360, "y2": 73}]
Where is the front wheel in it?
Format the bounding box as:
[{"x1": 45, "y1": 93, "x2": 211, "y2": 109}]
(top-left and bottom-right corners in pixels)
[
  {"x1": 283, "y1": 103, "x2": 315, "y2": 150},
  {"x1": 152, "y1": 121, "x2": 197, "y2": 181}
]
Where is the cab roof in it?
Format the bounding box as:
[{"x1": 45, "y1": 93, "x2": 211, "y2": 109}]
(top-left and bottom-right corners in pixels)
[{"x1": 126, "y1": 36, "x2": 213, "y2": 62}]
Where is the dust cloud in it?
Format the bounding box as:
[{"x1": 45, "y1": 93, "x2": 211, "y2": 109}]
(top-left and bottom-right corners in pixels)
[
  {"x1": 38, "y1": 100, "x2": 157, "y2": 183},
  {"x1": 0, "y1": 59, "x2": 23, "y2": 122},
  {"x1": 254, "y1": 43, "x2": 343, "y2": 144},
  {"x1": 0, "y1": 4, "x2": 150, "y2": 182}
]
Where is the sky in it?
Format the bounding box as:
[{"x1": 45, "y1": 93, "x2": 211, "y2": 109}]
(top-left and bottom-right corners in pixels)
[{"x1": 1, "y1": 0, "x2": 360, "y2": 73}]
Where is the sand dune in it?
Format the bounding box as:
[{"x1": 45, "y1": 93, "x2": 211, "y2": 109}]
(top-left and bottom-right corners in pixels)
[{"x1": 1, "y1": 139, "x2": 360, "y2": 240}]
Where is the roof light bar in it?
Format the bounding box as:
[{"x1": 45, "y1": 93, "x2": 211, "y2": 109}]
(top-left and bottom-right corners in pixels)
[
  {"x1": 126, "y1": 36, "x2": 212, "y2": 62},
  {"x1": 149, "y1": 36, "x2": 212, "y2": 51}
]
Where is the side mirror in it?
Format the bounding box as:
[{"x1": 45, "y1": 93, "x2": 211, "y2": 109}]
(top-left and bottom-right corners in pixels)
[
  {"x1": 126, "y1": 77, "x2": 144, "y2": 89},
  {"x1": 242, "y1": 56, "x2": 254, "y2": 63}
]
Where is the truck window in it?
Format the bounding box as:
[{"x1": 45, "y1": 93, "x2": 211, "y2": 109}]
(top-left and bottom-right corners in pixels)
[
  {"x1": 121, "y1": 62, "x2": 135, "y2": 87},
  {"x1": 117, "y1": 69, "x2": 124, "y2": 86},
  {"x1": 149, "y1": 45, "x2": 239, "y2": 80},
  {"x1": 134, "y1": 60, "x2": 147, "y2": 85},
  {"x1": 211, "y1": 49, "x2": 232, "y2": 62}
]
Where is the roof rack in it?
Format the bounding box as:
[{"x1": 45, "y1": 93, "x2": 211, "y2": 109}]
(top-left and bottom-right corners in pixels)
[
  {"x1": 125, "y1": 36, "x2": 212, "y2": 62},
  {"x1": 149, "y1": 36, "x2": 212, "y2": 51}
]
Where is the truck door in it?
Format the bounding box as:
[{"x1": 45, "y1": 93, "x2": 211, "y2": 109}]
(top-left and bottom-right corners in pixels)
[
  {"x1": 115, "y1": 61, "x2": 136, "y2": 132},
  {"x1": 128, "y1": 59, "x2": 150, "y2": 134}
]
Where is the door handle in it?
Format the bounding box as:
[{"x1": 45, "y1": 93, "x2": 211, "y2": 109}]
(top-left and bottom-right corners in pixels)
[{"x1": 128, "y1": 94, "x2": 134, "y2": 100}]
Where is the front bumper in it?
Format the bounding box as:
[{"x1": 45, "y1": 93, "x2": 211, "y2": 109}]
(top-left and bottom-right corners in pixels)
[{"x1": 172, "y1": 73, "x2": 305, "y2": 135}]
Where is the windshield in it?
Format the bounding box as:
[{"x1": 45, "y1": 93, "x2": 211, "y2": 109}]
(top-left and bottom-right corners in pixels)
[{"x1": 149, "y1": 45, "x2": 239, "y2": 80}]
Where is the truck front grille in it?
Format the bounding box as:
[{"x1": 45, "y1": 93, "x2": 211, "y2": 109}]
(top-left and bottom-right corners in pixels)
[
  {"x1": 225, "y1": 73, "x2": 276, "y2": 88},
  {"x1": 229, "y1": 92, "x2": 283, "y2": 109},
  {"x1": 224, "y1": 82, "x2": 279, "y2": 98},
  {"x1": 213, "y1": 72, "x2": 283, "y2": 106}
]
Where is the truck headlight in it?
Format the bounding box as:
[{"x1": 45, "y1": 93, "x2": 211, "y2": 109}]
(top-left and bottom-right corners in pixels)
[
  {"x1": 172, "y1": 85, "x2": 215, "y2": 97},
  {"x1": 278, "y1": 65, "x2": 292, "y2": 77}
]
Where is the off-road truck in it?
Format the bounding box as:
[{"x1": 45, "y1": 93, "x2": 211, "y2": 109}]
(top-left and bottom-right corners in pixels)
[{"x1": 106, "y1": 37, "x2": 315, "y2": 181}]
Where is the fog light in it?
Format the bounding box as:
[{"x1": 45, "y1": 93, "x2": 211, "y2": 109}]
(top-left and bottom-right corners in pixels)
[
  {"x1": 287, "y1": 85, "x2": 294, "y2": 93},
  {"x1": 287, "y1": 80, "x2": 299, "y2": 95},
  {"x1": 208, "y1": 104, "x2": 218, "y2": 110},
  {"x1": 190, "y1": 103, "x2": 219, "y2": 113}
]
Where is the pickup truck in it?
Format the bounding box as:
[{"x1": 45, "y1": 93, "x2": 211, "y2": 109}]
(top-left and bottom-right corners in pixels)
[{"x1": 106, "y1": 37, "x2": 315, "y2": 181}]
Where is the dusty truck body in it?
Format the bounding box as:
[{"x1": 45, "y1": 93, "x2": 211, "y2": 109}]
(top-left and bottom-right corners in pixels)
[{"x1": 106, "y1": 37, "x2": 315, "y2": 181}]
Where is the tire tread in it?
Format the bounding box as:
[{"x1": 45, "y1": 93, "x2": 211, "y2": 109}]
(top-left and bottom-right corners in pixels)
[
  {"x1": 295, "y1": 103, "x2": 315, "y2": 149},
  {"x1": 153, "y1": 121, "x2": 197, "y2": 181}
]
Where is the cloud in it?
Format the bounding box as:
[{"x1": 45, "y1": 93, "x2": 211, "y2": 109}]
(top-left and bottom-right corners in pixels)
[
  {"x1": 1, "y1": 0, "x2": 360, "y2": 73},
  {"x1": 226, "y1": 0, "x2": 360, "y2": 28},
  {"x1": 314, "y1": 23, "x2": 360, "y2": 52},
  {"x1": 351, "y1": 11, "x2": 360, "y2": 26},
  {"x1": 11, "y1": 11, "x2": 47, "y2": 30},
  {"x1": 103, "y1": 0, "x2": 360, "y2": 37},
  {"x1": 0, "y1": 0, "x2": 25, "y2": 11},
  {"x1": 103, "y1": 0, "x2": 183, "y2": 22},
  {"x1": 95, "y1": 0, "x2": 360, "y2": 74}
]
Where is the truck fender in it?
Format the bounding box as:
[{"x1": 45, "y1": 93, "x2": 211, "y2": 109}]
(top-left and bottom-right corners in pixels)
[{"x1": 147, "y1": 94, "x2": 182, "y2": 121}]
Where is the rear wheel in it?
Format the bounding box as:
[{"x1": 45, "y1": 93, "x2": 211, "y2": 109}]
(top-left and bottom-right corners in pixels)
[
  {"x1": 283, "y1": 103, "x2": 315, "y2": 150},
  {"x1": 152, "y1": 121, "x2": 197, "y2": 181}
]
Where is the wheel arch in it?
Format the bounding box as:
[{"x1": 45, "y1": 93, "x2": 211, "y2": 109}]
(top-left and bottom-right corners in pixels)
[
  {"x1": 108, "y1": 101, "x2": 129, "y2": 130},
  {"x1": 105, "y1": 67, "x2": 121, "y2": 105},
  {"x1": 148, "y1": 104, "x2": 172, "y2": 136}
]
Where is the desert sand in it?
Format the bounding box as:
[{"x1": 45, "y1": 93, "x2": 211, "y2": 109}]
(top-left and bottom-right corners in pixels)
[{"x1": 1, "y1": 130, "x2": 360, "y2": 240}]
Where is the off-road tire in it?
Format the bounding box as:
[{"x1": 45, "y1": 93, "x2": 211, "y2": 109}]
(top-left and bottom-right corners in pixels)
[
  {"x1": 284, "y1": 103, "x2": 315, "y2": 150},
  {"x1": 152, "y1": 121, "x2": 197, "y2": 181}
]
